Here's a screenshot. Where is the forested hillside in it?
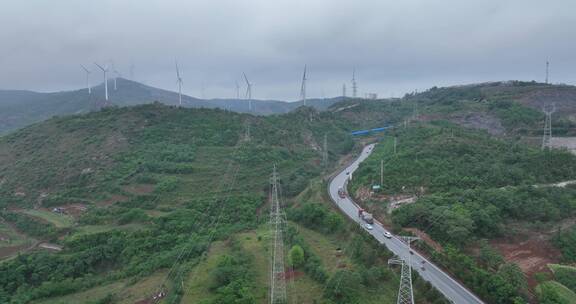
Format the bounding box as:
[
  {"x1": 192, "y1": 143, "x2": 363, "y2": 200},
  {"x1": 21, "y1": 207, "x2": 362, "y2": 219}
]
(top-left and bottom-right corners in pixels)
[
  {"x1": 0, "y1": 103, "x2": 451, "y2": 303},
  {"x1": 350, "y1": 121, "x2": 576, "y2": 303}
]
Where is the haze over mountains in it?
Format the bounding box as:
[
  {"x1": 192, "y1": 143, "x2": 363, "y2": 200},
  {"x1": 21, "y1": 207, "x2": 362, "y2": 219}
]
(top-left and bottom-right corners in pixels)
[{"x1": 0, "y1": 78, "x2": 345, "y2": 134}]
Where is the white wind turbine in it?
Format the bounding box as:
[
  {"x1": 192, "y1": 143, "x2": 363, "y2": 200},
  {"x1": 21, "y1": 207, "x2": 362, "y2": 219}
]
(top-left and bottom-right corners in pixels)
[
  {"x1": 243, "y1": 72, "x2": 253, "y2": 112},
  {"x1": 175, "y1": 61, "x2": 183, "y2": 106},
  {"x1": 94, "y1": 62, "x2": 109, "y2": 102},
  {"x1": 113, "y1": 69, "x2": 121, "y2": 90},
  {"x1": 80, "y1": 65, "x2": 92, "y2": 94}
]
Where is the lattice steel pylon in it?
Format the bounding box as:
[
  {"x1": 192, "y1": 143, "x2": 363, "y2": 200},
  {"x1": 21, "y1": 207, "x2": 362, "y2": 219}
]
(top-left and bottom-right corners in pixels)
[
  {"x1": 388, "y1": 236, "x2": 419, "y2": 304},
  {"x1": 270, "y1": 165, "x2": 287, "y2": 304},
  {"x1": 542, "y1": 104, "x2": 556, "y2": 150}
]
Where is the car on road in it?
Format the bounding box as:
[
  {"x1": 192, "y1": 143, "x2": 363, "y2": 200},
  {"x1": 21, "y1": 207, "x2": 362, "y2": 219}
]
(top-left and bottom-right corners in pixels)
[
  {"x1": 383, "y1": 231, "x2": 392, "y2": 239},
  {"x1": 364, "y1": 223, "x2": 373, "y2": 230}
]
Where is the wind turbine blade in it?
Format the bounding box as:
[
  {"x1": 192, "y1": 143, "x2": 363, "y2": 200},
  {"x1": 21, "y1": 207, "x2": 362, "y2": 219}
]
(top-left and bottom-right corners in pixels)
[
  {"x1": 94, "y1": 62, "x2": 105, "y2": 71},
  {"x1": 175, "y1": 61, "x2": 181, "y2": 78},
  {"x1": 243, "y1": 72, "x2": 250, "y2": 86},
  {"x1": 81, "y1": 65, "x2": 90, "y2": 73}
]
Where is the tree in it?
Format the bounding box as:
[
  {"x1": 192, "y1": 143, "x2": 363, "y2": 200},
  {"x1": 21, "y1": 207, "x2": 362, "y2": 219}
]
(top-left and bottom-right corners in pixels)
[
  {"x1": 324, "y1": 270, "x2": 361, "y2": 304},
  {"x1": 289, "y1": 245, "x2": 305, "y2": 268}
]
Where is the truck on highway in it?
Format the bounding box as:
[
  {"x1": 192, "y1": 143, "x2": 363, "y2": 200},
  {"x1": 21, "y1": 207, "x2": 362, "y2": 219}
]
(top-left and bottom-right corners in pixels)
[
  {"x1": 338, "y1": 187, "x2": 346, "y2": 198},
  {"x1": 358, "y1": 209, "x2": 374, "y2": 224}
]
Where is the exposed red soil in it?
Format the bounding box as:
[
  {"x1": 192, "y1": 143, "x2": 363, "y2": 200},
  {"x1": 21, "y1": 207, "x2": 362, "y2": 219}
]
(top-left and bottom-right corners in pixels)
[
  {"x1": 491, "y1": 236, "x2": 561, "y2": 288},
  {"x1": 123, "y1": 184, "x2": 155, "y2": 195},
  {"x1": 282, "y1": 269, "x2": 304, "y2": 280},
  {"x1": 0, "y1": 243, "x2": 31, "y2": 259}
]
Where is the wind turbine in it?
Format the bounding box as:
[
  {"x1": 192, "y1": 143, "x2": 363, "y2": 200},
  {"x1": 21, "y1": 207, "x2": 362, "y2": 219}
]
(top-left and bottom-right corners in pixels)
[
  {"x1": 80, "y1": 65, "x2": 92, "y2": 95},
  {"x1": 113, "y1": 69, "x2": 121, "y2": 90},
  {"x1": 235, "y1": 81, "x2": 240, "y2": 99},
  {"x1": 300, "y1": 65, "x2": 307, "y2": 106},
  {"x1": 175, "y1": 61, "x2": 183, "y2": 107},
  {"x1": 243, "y1": 72, "x2": 253, "y2": 112},
  {"x1": 94, "y1": 62, "x2": 109, "y2": 102}
]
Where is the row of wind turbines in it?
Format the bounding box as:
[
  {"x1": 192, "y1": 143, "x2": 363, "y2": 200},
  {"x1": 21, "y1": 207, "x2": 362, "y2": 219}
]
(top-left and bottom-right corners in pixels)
[{"x1": 80, "y1": 62, "x2": 358, "y2": 111}]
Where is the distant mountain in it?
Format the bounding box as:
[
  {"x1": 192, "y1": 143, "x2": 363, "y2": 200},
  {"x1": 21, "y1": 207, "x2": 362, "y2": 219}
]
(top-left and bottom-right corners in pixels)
[{"x1": 0, "y1": 78, "x2": 346, "y2": 134}]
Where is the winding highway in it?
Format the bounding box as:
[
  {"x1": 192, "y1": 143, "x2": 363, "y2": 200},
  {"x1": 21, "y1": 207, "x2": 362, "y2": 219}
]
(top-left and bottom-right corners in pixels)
[{"x1": 328, "y1": 144, "x2": 484, "y2": 304}]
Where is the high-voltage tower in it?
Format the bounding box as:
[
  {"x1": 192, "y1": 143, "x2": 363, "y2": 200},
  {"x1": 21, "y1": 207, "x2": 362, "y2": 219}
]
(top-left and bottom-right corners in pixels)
[
  {"x1": 352, "y1": 68, "x2": 358, "y2": 98},
  {"x1": 388, "y1": 236, "x2": 419, "y2": 304},
  {"x1": 542, "y1": 104, "x2": 555, "y2": 150},
  {"x1": 269, "y1": 165, "x2": 287, "y2": 304}
]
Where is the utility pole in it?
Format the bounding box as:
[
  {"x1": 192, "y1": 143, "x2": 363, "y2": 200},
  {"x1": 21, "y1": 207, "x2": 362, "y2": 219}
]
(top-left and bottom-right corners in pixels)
[
  {"x1": 388, "y1": 236, "x2": 419, "y2": 304},
  {"x1": 270, "y1": 165, "x2": 287, "y2": 304},
  {"x1": 413, "y1": 102, "x2": 418, "y2": 121},
  {"x1": 542, "y1": 104, "x2": 555, "y2": 150},
  {"x1": 394, "y1": 137, "x2": 397, "y2": 154},
  {"x1": 323, "y1": 134, "x2": 328, "y2": 168}
]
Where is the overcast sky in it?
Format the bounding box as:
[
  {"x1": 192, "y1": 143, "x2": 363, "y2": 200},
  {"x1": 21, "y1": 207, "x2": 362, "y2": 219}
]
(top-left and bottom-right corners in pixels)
[{"x1": 1, "y1": 0, "x2": 575, "y2": 100}]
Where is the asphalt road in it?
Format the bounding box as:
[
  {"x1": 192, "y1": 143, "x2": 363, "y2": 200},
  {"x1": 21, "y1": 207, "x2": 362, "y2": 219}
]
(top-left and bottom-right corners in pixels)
[{"x1": 328, "y1": 144, "x2": 484, "y2": 304}]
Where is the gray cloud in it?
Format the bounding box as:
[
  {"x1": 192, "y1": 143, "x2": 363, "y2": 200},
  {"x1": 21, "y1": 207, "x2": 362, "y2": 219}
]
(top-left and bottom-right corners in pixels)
[{"x1": 1, "y1": 0, "x2": 575, "y2": 100}]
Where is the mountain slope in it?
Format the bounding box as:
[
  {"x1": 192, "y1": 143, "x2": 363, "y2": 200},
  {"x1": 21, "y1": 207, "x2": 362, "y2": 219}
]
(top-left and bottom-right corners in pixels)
[{"x1": 0, "y1": 78, "x2": 345, "y2": 134}]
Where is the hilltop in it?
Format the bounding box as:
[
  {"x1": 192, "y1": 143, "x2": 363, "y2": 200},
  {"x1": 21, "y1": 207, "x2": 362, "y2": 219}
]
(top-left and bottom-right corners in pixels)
[{"x1": 0, "y1": 78, "x2": 344, "y2": 134}]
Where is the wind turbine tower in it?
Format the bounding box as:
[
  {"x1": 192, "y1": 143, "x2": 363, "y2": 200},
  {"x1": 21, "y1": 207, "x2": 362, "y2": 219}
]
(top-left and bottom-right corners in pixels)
[
  {"x1": 175, "y1": 61, "x2": 183, "y2": 107},
  {"x1": 545, "y1": 61, "x2": 550, "y2": 84},
  {"x1": 130, "y1": 64, "x2": 135, "y2": 81},
  {"x1": 80, "y1": 65, "x2": 92, "y2": 95},
  {"x1": 243, "y1": 73, "x2": 253, "y2": 112},
  {"x1": 94, "y1": 62, "x2": 109, "y2": 102},
  {"x1": 235, "y1": 81, "x2": 240, "y2": 99},
  {"x1": 300, "y1": 65, "x2": 307, "y2": 106},
  {"x1": 113, "y1": 69, "x2": 120, "y2": 90},
  {"x1": 352, "y1": 68, "x2": 358, "y2": 98}
]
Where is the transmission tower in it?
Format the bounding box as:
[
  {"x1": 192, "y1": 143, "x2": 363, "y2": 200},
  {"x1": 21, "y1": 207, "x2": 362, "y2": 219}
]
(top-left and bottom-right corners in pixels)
[
  {"x1": 322, "y1": 134, "x2": 328, "y2": 168},
  {"x1": 388, "y1": 236, "x2": 419, "y2": 304},
  {"x1": 542, "y1": 104, "x2": 556, "y2": 150},
  {"x1": 300, "y1": 65, "x2": 307, "y2": 106},
  {"x1": 352, "y1": 68, "x2": 358, "y2": 98},
  {"x1": 270, "y1": 165, "x2": 287, "y2": 304},
  {"x1": 342, "y1": 83, "x2": 347, "y2": 97},
  {"x1": 243, "y1": 120, "x2": 251, "y2": 142}
]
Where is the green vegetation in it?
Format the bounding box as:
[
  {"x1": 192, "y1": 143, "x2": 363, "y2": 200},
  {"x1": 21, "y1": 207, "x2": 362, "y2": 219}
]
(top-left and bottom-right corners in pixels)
[
  {"x1": 549, "y1": 264, "x2": 576, "y2": 293},
  {"x1": 552, "y1": 226, "x2": 576, "y2": 263},
  {"x1": 536, "y1": 281, "x2": 576, "y2": 304},
  {"x1": 350, "y1": 122, "x2": 576, "y2": 303},
  {"x1": 20, "y1": 210, "x2": 74, "y2": 228}
]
